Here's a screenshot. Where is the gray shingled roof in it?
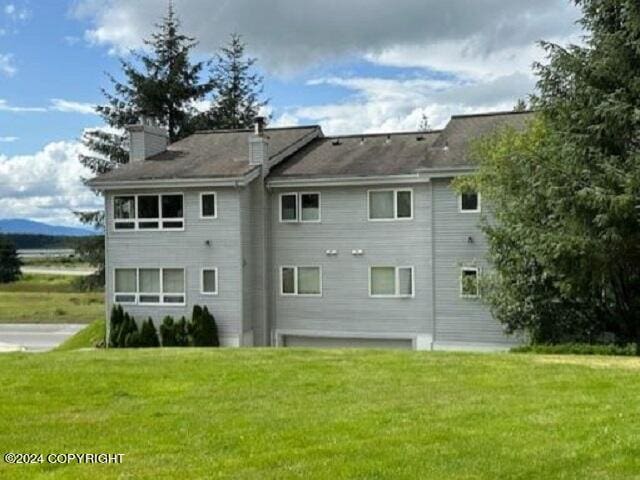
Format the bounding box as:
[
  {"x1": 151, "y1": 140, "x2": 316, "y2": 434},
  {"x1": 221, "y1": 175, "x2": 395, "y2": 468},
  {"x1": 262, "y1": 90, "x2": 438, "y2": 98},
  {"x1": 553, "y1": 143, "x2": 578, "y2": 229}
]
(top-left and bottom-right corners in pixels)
[
  {"x1": 88, "y1": 125, "x2": 320, "y2": 185},
  {"x1": 270, "y1": 111, "x2": 535, "y2": 179}
]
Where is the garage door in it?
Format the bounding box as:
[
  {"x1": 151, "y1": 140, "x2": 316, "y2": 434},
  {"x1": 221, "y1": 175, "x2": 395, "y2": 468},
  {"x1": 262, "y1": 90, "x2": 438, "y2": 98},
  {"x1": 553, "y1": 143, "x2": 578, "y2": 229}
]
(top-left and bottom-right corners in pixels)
[{"x1": 282, "y1": 335, "x2": 413, "y2": 349}]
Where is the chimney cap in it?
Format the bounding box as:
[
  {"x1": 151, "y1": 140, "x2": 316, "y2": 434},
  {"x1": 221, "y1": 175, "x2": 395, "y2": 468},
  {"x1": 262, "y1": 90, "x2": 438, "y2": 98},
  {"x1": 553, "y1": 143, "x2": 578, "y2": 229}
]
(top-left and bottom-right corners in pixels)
[{"x1": 253, "y1": 116, "x2": 266, "y2": 136}]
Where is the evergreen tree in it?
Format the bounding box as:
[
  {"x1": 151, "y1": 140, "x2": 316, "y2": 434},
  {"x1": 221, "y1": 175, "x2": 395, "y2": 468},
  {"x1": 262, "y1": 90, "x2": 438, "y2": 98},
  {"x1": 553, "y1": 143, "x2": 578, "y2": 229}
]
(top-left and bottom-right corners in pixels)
[
  {"x1": 0, "y1": 236, "x2": 21, "y2": 283},
  {"x1": 513, "y1": 98, "x2": 528, "y2": 112},
  {"x1": 75, "y1": 3, "x2": 213, "y2": 280},
  {"x1": 193, "y1": 33, "x2": 267, "y2": 130},
  {"x1": 139, "y1": 318, "x2": 160, "y2": 347},
  {"x1": 418, "y1": 112, "x2": 431, "y2": 132},
  {"x1": 160, "y1": 316, "x2": 177, "y2": 346},
  {"x1": 462, "y1": 0, "x2": 640, "y2": 348}
]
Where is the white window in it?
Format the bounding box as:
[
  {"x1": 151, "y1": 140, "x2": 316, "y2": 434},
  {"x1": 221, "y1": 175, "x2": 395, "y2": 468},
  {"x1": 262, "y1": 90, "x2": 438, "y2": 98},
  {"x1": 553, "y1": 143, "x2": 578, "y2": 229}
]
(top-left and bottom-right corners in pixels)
[
  {"x1": 368, "y1": 189, "x2": 413, "y2": 220},
  {"x1": 460, "y1": 267, "x2": 480, "y2": 298},
  {"x1": 200, "y1": 192, "x2": 217, "y2": 219},
  {"x1": 201, "y1": 268, "x2": 218, "y2": 295},
  {"x1": 459, "y1": 191, "x2": 481, "y2": 213},
  {"x1": 113, "y1": 268, "x2": 185, "y2": 305},
  {"x1": 369, "y1": 266, "x2": 414, "y2": 297},
  {"x1": 280, "y1": 266, "x2": 322, "y2": 296},
  {"x1": 113, "y1": 194, "x2": 184, "y2": 231},
  {"x1": 279, "y1": 192, "x2": 320, "y2": 223}
]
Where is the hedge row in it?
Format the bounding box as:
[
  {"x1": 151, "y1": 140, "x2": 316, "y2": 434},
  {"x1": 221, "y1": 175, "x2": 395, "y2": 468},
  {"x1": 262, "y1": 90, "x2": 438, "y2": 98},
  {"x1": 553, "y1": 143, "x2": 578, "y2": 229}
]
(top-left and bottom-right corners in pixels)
[
  {"x1": 109, "y1": 304, "x2": 219, "y2": 348},
  {"x1": 511, "y1": 343, "x2": 636, "y2": 356}
]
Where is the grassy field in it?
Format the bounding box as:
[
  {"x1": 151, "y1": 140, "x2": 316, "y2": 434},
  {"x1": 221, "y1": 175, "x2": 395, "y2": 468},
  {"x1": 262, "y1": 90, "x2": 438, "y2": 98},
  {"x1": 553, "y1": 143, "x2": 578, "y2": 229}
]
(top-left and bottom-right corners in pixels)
[
  {"x1": 0, "y1": 274, "x2": 103, "y2": 323},
  {"x1": 1, "y1": 349, "x2": 640, "y2": 479}
]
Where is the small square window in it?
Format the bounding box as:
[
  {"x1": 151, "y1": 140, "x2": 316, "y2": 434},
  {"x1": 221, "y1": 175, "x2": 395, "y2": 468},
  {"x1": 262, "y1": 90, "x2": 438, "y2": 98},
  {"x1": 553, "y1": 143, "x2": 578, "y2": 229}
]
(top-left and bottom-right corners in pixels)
[
  {"x1": 298, "y1": 267, "x2": 321, "y2": 294},
  {"x1": 201, "y1": 193, "x2": 216, "y2": 218},
  {"x1": 280, "y1": 194, "x2": 298, "y2": 222},
  {"x1": 138, "y1": 195, "x2": 159, "y2": 219},
  {"x1": 461, "y1": 268, "x2": 480, "y2": 297},
  {"x1": 162, "y1": 194, "x2": 183, "y2": 219},
  {"x1": 114, "y1": 196, "x2": 135, "y2": 219},
  {"x1": 300, "y1": 193, "x2": 320, "y2": 222},
  {"x1": 460, "y1": 192, "x2": 480, "y2": 212},
  {"x1": 202, "y1": 269, "x2": 217, "y2": 294}
]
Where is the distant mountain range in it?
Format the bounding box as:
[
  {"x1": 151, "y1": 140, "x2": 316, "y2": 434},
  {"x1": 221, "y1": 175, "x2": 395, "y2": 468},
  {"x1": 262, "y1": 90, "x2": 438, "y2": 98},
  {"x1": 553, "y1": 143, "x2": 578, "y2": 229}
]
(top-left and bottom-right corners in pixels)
[{"x1": 0, "y1": 218, "x2": 99, "y2": 237}]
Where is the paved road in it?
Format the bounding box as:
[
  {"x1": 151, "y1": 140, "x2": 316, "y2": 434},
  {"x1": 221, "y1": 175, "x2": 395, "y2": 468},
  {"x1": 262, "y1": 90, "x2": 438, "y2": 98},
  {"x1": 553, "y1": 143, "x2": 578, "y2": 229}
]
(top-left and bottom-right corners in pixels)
[
  {"x1": 21, "y1": 267, "x2": 95, "y2": 276},
  {"x1": 0, "y1": 324, "x2": 86, "y2": 352}
]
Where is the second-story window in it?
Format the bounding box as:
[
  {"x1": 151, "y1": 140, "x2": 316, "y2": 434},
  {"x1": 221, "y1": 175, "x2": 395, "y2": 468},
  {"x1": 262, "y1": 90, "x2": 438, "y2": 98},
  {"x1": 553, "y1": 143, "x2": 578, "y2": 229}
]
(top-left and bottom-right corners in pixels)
[
  {"x1": 459, "y1": 191, "x2": 481, "y2": 213},
  {"x1": 113, "y1": 194, "x2": 184, "y2": 231},
  {"x1": 368, "y1": 189, "x2": 412, "y2": 220},
  {"x1": 280, "y1": 193, "x2": 320, "y2": 223},
  {"x1": 200, "y1": 193, "x2": 217, "y2": 218},
  {"x1": 280, "y1": 266, "x2": 322, "y2": 296}
]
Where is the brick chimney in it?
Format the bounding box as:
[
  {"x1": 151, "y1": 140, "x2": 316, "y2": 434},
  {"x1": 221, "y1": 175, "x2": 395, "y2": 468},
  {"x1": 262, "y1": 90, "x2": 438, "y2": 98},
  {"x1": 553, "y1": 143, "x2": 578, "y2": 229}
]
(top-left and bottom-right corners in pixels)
[
  {"x1": 249, "y1": 116, "x2": 268, "y2": 166},
  {"x1": 127, "y1": 117, "x2": 168, "y2": 162}
]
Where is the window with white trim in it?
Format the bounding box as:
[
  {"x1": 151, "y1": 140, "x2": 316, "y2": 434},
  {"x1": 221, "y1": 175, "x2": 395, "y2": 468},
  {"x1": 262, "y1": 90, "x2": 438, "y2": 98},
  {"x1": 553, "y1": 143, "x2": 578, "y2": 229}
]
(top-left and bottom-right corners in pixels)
[
  {"x1": 280, "y1": 266, "x2": 321, "y2": 295},
  {"x1": 113, "y1": 194, "x2": 184, "y2": 230},
  {"x1": 279, "y1": 193, "x2": 320, "y2": 222},
  {"x1": 201, "y1": 268, "x2": 218, "y2": 295},
  {"x1": 459, "y1": 191, "x2": 481, "y2": 213},
  {"x1": 460, "y1": 267, "x2": 480, "y2": 298},
  {"x1": 369, "y1": 266, "x2": 414, "y2": 297},
  {"x1": 113, "y1": 268, "x2": 185, "y2": 305},
  {"x1": 200, "y1": 193, "x2": 217, "y2": 218},
  {"x1": 368, "y1": 189, "x2": 412, "y2": 220}
]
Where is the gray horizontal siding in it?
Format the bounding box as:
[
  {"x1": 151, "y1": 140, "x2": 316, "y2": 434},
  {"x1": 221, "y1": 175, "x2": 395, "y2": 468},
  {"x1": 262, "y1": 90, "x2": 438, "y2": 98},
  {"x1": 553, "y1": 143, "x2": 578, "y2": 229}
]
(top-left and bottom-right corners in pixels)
[
  {"x1": 105, "y1": 187, "x2": 243, "y2": 339},
  {"x1": 271, "y1": 184, "x2": 432, "y2": 337},
  {"x1": 431, "y1": 178, "x2": 514, "y2": 345}
]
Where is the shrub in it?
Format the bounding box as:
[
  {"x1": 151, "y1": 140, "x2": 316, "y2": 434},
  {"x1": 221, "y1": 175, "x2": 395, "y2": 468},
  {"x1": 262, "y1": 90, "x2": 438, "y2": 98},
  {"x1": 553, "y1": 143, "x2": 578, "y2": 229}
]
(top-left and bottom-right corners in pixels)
[
  {"x1": 117, "y1": 312, "x2": 140, "y2": 348},
  {"x1": 139, "y1": 318, "x2": 160, "y2": 347},
  {"x1": 160, "y1": 316, "x2": 177, "y2": 347},
  {"x1": 176, "y1": 316, "x2": 190, "y2": 346},
  {"x1": 109, "y1": 304, "x2": 125, "y2": 347},
  {"x1": 190, "y1": 305, "x2": 219, "y2": 346},
  {"x1": 511, "y1": 343, "x2": 635, "y2": 356},
  {"x1": 0, "y1": 236, "x2": 22, "y2": 283}
]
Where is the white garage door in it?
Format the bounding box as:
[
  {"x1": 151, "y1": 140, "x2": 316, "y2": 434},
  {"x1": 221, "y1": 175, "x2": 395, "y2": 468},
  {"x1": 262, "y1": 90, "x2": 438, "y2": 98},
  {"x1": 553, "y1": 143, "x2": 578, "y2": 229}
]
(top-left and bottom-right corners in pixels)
[{"x1": 283, "y1": 335, "x2": 413, "y2": 349}]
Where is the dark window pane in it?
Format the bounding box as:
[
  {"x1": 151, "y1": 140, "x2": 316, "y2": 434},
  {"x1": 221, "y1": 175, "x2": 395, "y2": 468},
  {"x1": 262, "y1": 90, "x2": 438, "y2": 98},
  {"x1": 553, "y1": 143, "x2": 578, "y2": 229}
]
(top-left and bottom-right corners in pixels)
[
  {"x1": 114, "y1": 294, "x2": 136, "y2": 303},
  {"x1": 114, "y1": 196, "x2": 135, "y2": 219},
  {"x1": 114, "y1": 222, "x2": 135, "y2": 230},
  {"x1": 139, "y1": 295, "x2": 160, "y2": 304},
  {"x1": 162, "y1": 195, "x2": 183, "y2": 218},
  {"x1": 201, "y1": 194, "x2": 216, "y2": 217},
  {"x1": 397, "y1": 191, "x2": 412, "y2": 218},
  {"x1": 163, "y1": 295, "x2": 185, "y2": 304},
  {"x1": 281, "y1": 194, "x2": 297, "y2": 221},
  {"x1": 461, "y1": 192, "x2": 479, "y2": 211},
  {"x1": 162, "y1": 221, "x2": 183, "y2": 229},
  {"x1": 282, "y1": 267, "x2": 295, "y2": 294},
  {"x1": 301, "y1": 194, "x2": 319, "y2": 221},
  {"x1": 138, "y1": 195, "x2": 159, "y2": 218},
  {"x1": 139, "y1": 221, "x2": 159, "y2": 229}
]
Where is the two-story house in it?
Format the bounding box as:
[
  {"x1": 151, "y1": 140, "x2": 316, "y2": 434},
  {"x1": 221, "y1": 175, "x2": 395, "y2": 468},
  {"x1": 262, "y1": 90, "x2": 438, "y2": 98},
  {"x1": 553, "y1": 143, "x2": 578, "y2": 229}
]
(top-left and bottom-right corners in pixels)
[{"x1": 88, "y1": 111, "x2": 532, "y2": 350}]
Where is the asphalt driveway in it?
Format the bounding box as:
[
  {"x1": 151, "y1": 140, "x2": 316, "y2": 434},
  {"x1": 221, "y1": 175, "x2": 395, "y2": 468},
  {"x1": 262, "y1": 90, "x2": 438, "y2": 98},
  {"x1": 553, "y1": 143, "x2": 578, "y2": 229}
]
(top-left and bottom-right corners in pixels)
[{"x1": 0, "y1": 324, "x2": 86, "y2": 352}]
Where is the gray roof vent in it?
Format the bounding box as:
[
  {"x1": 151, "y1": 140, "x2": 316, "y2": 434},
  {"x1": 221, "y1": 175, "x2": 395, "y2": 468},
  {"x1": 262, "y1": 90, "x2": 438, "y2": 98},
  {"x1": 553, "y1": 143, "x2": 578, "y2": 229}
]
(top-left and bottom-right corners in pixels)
[{"x1": 331, "y1": 138, "x2": 341, "y2": 146}]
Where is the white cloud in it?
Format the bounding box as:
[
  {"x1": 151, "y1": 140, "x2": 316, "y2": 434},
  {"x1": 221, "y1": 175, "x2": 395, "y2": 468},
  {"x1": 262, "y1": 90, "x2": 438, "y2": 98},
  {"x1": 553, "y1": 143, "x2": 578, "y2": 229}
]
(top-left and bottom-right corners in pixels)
[
  {"x1": 280, "y1": 72, "x2": 533, "y2": 135},
  {"x1": 0, "y1": 53, "x2": 16, "y2": 76},
  {"x1": 50, "y1": 98, "x2": 97, "y2": 115},
  {"x1": 0, "y1": 98, "x2": 45, "y2": 112},
  {"x1": 0, "y1": 140, "x2": 102, "y2": 227},
  {"x1": 4, "y1": 4, "x2": 15, "y2": 15},
  {"x1": 0, "y1": 136, "x2": 18, "y2": 142},
  {"x1": 72, "y1": 0, "x2": 581, "y2": 74}
]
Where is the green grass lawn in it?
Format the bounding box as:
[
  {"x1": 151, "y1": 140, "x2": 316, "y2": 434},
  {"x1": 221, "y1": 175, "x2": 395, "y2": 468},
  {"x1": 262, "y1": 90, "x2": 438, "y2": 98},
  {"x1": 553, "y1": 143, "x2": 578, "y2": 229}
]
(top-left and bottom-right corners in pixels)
[
  {"x1": 0, "y1": 274, "x2": 103, "y2": 323},
  {"x1": 1, "y1": 349, "x2": 640, "y2": 479}
]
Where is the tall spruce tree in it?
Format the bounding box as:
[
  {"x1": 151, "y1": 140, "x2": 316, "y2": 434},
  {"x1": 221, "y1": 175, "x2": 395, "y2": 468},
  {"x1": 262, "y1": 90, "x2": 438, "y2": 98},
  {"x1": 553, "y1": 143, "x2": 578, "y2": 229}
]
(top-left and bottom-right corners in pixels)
[
  {"x1": 76, "y1": 3, "x2": 213, "y2": 281},
  {"x1": 0, "y1": 236, "x2": 22, "y2": 283},
  {"x1": 194, "y1": 33, "x2": 267, "y2": 130},
  {"x1": 461, "y1": 0, "x2": 640, "y2": 348}
]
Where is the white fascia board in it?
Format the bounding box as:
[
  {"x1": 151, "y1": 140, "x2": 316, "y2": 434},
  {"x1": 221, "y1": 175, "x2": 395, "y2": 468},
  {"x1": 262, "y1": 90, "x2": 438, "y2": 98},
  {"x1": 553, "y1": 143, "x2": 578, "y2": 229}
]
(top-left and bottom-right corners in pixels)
[{"x1": 267, "y1": 174, "x2": 430, "y2": 188}]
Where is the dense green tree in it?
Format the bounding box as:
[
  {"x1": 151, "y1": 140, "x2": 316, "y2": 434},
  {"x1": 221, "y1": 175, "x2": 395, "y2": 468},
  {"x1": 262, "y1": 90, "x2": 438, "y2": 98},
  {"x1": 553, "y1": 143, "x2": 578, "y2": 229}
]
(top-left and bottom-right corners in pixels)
[
  {"x1": 193, "y1": 33, "x2": 267, "y2": 130},
  {"x1": 76, "y1": 3, "x2": 213, "y2": 282},
  {"x1": 0, "y1": 236, "x2": 22, "y2": 283},
  {"x1": 139, "y1": 318, "x2": 160, "y2": 347},
  {"x1": 460, "y1": 0, "x2": 640, "y2": 348}
]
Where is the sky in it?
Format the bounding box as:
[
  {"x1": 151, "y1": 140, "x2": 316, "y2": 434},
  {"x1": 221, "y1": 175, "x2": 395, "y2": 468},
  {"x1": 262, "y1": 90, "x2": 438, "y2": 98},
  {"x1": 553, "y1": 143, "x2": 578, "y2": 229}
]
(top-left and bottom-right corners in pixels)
[{"x1": 0, "y1": 0, "x2": 582, "y2": 227}]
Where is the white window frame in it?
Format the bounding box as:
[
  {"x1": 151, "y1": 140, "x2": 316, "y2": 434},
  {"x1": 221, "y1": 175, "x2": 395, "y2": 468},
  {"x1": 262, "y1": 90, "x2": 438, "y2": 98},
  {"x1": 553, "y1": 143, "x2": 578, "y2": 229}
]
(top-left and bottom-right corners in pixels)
[
  {"x1": 367, "y1": 188, "x2": 413, "y2": 221},
  {"x1": 112, "y1": 267, "x2": 186, "y2": 306},
  {"x1": 460, "y1": 266, "x2": 480, "y2": 298},
  {"x1": 458, "y1": 191, "x2": 481, "y2": 213},
  {"x1": 279, "y1": 265, "x2": 322, "y2": 297},
  {"x1": 112, "y1": 193, "x2": 185, "y2": 232},
  {"x1": 368, "y1": 266, "x2": 415, "y2": 298},
  {"x1": 279, "y1": 192, "x2": 321, "y2": 223},
  {"x1": 200, "y1": 268, "x2": 218, "y2": 295},
  {"x1": 199, "y1": 192, "x2": 218, "y2": 219}
]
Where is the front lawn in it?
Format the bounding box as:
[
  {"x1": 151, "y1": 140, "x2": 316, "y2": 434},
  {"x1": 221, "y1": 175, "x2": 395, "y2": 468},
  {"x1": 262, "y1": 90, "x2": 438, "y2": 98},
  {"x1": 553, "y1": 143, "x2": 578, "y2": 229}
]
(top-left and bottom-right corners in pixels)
[
  {"x1": 0, "y1": 274, "x2": 103, "y2": 323},
  {"x1": 1, "y1": 349, "x2": 639, "y2": 479}
]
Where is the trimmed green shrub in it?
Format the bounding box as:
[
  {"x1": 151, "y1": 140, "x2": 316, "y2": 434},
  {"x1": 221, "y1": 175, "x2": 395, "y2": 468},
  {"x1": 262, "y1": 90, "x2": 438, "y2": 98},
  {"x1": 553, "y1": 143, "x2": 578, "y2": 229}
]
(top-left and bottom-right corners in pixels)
[
  {"x1": 139, "y1": 318, "x2": 160, "y2": 347},
  {"x1": 511, "y1": 343, "x2": 635, "y2": 356},
  {"x1": 190, "y1": 305, "x2": 219, "y2": 346},
  {"x1": 109, "y1": 304, "x2": 125, "y2": 347},
  {"x1": 160, "y1": 316, "x2": 177, "y2": 347},
  {"x1": 203, "y1": 306, "x2": 220, "y2": 347},
  {"x1": 176, "y1": 316, "x2": 190, "y2": 346}
]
